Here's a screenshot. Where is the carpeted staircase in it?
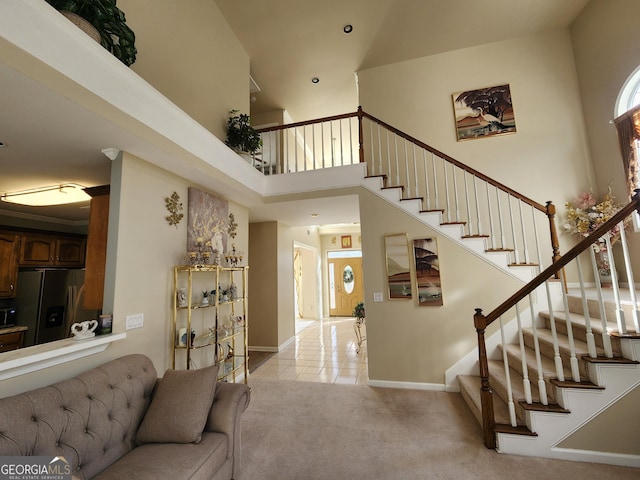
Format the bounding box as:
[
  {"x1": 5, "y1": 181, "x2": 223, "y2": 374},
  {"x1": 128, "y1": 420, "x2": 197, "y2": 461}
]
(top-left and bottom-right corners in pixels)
[{"x1": 457, "y1": 290, "x2": 640, "y2": 464}]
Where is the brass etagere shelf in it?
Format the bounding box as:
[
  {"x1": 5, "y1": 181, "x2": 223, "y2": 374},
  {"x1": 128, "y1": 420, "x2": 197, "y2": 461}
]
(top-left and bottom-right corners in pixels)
[{"x1": 171, "y1": 265, "x2": 248, "y2": 384}]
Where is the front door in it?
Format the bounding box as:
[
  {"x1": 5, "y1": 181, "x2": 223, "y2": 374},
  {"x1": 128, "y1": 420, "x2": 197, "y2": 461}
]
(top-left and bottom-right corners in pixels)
[{"x1": 329, "y1": 257, "x2": 363, "y2": 316}]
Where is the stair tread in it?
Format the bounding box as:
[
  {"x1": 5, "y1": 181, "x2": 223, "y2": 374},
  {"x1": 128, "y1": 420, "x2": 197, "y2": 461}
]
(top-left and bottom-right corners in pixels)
[{"x1": 488, "y1": 359, "x2": 542, "y2": 406}]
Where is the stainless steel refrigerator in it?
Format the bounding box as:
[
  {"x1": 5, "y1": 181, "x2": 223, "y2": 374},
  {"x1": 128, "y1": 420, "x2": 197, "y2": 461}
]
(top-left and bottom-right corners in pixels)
[{"x1": 14, "y1": 269, "x2": 100, "y2": 347}]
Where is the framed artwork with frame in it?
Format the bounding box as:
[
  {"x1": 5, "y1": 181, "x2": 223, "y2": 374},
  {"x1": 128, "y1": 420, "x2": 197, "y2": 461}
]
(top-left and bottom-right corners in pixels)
[
  {"x1": 384, "y1": 233, "x2": 412, "y2": 299},
  {"x1": 341, "y1": 235, "x2": 352, "y2": 249},
  {"x1": 412, "y1": 237, "x2": 443, "y2": 306},
  {"x1": 452, "y1": 84, "x2": 516, "y2": 141}
]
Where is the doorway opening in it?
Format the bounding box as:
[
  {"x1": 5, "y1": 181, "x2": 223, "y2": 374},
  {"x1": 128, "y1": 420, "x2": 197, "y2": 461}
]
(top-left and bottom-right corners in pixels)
[{"x1": 293, "y1": 242, "x2": 321, "y2": 334}]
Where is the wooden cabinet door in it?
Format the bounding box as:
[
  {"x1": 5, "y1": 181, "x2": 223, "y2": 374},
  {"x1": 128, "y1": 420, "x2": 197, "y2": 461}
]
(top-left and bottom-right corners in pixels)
[
  {"x1": 0, "y1": 234, "x2": 19, "y2": 298},
  {"x1": 55, "y1": 237, "x2": 86, "y2": 266},
  {"x1": 83, "y1": 185, "x2": 110, "y2": 309},
  {"x1": 19, "y1": 235, "x2": 55, "y2": 265}
]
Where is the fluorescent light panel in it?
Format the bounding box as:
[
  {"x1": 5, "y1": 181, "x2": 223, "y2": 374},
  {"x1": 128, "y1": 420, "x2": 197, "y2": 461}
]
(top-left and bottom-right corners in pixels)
[{"x1": 1, "y1": 183, "x2": 90, "y2": 206}]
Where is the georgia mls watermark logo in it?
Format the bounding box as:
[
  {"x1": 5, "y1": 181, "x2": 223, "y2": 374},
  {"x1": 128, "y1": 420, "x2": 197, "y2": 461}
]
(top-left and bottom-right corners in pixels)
[{"x1": 0, "y1": 456, "x2": 72, "y2": 480}]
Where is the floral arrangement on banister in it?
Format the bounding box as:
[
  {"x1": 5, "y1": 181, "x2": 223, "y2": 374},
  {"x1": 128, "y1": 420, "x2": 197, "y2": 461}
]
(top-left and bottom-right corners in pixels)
[
  {"x1": 564, "y1": 189, "x2": 629, "y2": 279},
  {"x1": 563, "y1": 189, "x2": 626, "y2": 241}
]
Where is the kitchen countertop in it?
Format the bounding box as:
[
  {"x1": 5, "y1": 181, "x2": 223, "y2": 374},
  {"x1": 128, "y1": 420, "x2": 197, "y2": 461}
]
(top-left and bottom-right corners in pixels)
[{"x1": 0, "y1": 325, "x2": 28, "y2": 335}]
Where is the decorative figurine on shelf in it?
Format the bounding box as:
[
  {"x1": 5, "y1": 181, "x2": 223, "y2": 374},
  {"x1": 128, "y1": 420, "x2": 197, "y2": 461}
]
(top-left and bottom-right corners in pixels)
[
  {"x1": 177, "y1": 288, "x2": 188, "y2": 308},
  {"x1": 229, "y1": 283, "x2": 238, "y2": 301},
  {"x1": 211, "y1": 232, "x2": 224, "y2": 266},
  {"x1": 226, "y1": 342, "x2": 234, "y2": 360},
  {"x1": 201, "y1": 289, "x2": 215, "y2": 306}
]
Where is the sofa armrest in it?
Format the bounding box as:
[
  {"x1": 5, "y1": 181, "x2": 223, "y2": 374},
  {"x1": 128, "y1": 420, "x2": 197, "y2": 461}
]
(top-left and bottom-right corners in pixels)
[{"x1": 205, "y1": 382, "x2": 251, "y2": 467}]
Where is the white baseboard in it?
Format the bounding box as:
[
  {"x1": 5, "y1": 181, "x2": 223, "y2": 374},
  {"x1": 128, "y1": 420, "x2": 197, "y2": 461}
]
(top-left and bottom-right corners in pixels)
[
  {"x1": 248, "y1": 346, "x2": 278, "y2": 353},
  {"x1": 367, "y1": 379, "x2": 446, "y2": 391},
  {"x1": 549, "y1": 447, "x2": 640, "y2": 468}
]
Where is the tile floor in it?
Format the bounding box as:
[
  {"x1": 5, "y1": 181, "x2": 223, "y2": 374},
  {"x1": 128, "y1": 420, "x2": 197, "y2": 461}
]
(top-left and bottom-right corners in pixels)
[{"x1": 249, "y1": 317, "x2": 369, "y2": 385}]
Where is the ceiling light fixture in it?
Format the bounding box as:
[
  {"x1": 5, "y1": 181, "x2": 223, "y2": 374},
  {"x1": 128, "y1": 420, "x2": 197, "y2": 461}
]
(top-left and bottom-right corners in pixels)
[
  {"x1": 311, "y1": 77, "x2": 320, "y2": 84},
  {"x1": 0, "y1": 183, "x2": 91, "y2": 206},
  {"x1": 310, "y1": 213, "x2": 320, "y2": 218},
  {"x1": 343, "y1": 24, "x2": 353, "y2": 34}
]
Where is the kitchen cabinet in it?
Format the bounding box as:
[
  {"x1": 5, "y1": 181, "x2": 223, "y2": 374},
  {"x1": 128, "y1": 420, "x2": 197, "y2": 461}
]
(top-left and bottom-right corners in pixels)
[
  {"x1": 19, "y1": 234, "x2": 86, "y2": 267},
  {"x1": 0, "y1": 326, "x2": 27, "y2": 352},
  {"x1": 0, "y1": 233, "x2": 19, "y2": 298}
]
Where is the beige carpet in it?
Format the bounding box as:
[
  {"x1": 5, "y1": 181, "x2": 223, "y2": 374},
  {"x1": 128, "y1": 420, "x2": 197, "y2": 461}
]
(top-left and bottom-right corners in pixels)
[{"x1": 240, "y1": 378, "x2": 639, "y2": 480}]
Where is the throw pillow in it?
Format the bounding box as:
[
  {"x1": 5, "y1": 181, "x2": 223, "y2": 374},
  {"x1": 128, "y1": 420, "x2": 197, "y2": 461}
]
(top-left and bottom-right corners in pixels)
[{"x1": 136, "y1": 364, "x2": 219, "y2": 444}]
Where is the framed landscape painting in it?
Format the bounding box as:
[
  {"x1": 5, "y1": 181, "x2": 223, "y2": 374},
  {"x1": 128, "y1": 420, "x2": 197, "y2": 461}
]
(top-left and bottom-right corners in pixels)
[
  {"x1": 452, "y1": 84, "x2": 516, "y2": 141},
  {"x1": 412, "y1": 238, "x2": 443, "y2": 306}
]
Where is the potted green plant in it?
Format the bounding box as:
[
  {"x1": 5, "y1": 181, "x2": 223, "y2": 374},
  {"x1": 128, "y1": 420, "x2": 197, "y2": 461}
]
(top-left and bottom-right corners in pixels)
[
  {"x1": 46, "y1": 0, "x2": 137, "y2": 66},
  {"x1": 225, "y1": 110, "x2": 263, "y2": 155},
  {"x1": 353, "y1": 302, "x2": 365, "y2": 320}
]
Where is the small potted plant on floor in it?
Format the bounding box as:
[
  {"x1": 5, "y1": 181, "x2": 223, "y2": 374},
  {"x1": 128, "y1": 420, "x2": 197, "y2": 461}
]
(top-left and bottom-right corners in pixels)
[
  {"x1": 225, "y1": 109, "x2": 262, "y2": 157},
  {"x1": 353, "y1": 302, "x2": 365, "y2": 320},
  {"x1": 46, "y1": 0, "x2": 137, "y2": 66}
]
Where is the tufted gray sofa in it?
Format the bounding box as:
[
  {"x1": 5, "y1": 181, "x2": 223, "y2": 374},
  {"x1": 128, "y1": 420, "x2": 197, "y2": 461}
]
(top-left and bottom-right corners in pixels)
[{"x1": 0, "y1": 354, "x2": 251, "y2": 480}]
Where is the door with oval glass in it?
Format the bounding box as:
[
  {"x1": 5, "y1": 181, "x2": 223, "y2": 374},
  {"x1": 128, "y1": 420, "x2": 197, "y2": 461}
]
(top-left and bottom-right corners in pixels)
[{"x1": 329, "y1": 257, "x2": 363, "y2": 317}]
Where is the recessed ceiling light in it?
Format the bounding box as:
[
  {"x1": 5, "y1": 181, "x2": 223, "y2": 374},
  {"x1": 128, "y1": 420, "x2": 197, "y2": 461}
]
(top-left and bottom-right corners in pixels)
[
  {"x1": 311, "y1": 77, "x2": 320, "y2": 84},
  {"x1": 310, "y1": 213, "x2": 320, "y2": 218},
  {"x1": 343, "y1": 24, "x2": 353, "y2": 34},
  {"x1": 0, "y1": 141, "x2": 5, "y2": 147}
]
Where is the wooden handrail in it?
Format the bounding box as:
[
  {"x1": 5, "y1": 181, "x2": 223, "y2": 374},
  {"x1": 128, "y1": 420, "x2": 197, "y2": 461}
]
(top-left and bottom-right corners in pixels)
[{"x1": 254, "y1": 111, "x2": 358, "y2": 133}]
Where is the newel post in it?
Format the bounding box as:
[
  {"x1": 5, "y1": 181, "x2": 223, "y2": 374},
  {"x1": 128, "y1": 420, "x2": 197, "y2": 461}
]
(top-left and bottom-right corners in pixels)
[
  {"x1": 357, "y1": 106, "x2": 365, "y2": 165},
  {"x1": 474, "y1": 308, "x2": 496, "y2": 449},
  {"x1": 545, "y1": 201, "x2": 561, "y2": 267}
]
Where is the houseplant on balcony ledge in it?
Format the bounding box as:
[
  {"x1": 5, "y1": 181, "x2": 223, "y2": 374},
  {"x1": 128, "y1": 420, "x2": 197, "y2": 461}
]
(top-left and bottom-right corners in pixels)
[
  {"x1": 46, "y1": 0, "x2": 137, "y2": 67},
  {"x1": 225, "y1": 110, "x2": 262, "y2": 157}
]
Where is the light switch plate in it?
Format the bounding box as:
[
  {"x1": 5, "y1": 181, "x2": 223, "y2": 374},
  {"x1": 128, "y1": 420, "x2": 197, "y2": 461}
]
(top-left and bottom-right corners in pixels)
[
  {"x1": 373, "y1": 292, "x2": 383, "y2": 302},
  {"x1": 125, "y1": 313, "x2": 144, "y2": 330}
]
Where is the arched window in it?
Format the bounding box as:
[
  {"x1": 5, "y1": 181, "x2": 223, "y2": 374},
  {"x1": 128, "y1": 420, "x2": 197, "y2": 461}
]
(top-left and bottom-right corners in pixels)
[
  {"x1": 613, "y1": 68, "x2": 640, "y2": 201},
  {"x1": 616, "y1": 65, "x2": 640, "y2": 115}
]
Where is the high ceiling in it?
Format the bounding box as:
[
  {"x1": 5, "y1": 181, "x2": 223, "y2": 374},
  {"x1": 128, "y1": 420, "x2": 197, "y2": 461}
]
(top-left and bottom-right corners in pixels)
[
  {"x1": 214, "y1": 0, "x2": 589, "y2": 122},
  {"x1": 0, "y1": 0, "x2": 589, "y2": 227}
]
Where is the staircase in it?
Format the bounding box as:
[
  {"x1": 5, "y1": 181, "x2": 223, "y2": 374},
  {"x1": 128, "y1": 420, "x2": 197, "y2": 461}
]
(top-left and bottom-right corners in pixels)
[
  {"x1": 256, "y1": 110, "x2": 640, "y2": 466},
  {"x1": 458, "y1": 289, "x2": 640, "y2": 465}
]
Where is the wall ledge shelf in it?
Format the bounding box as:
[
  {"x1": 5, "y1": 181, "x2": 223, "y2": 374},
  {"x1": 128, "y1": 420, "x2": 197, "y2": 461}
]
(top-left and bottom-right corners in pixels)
[{"x1": 0, "y1": 333, "x2": 126, "y2": 381}]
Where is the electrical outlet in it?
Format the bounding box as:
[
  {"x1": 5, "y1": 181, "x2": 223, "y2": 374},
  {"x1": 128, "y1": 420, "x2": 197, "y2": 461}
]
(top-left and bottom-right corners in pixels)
[
  {"x1": 126, "y1": 313, "x2": 144, "y2": 330},
  {"x1": 373, "y1": 292, "x2": 383, "y2": 302}
]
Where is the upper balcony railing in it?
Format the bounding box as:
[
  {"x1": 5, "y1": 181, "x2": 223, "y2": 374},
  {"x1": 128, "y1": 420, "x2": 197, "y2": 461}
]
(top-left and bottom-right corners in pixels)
[{"x1": 254, "y1": 107, "x2": 561, "y2": 269}]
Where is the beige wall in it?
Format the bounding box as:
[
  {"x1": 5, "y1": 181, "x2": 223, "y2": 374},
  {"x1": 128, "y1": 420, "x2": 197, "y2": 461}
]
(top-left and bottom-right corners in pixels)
[
  {"x1": 249, "y1": 222, "x2": 321, "y2": 349},
  {"x1": 119, "y1": 0, "x2": 249, "y2": 141},
  {"x1": 571, "y1": 0, "x2": 640, "y2": 279},
  {"x1": 248, "y1": 221, "x2": 279, "y2": 349},
  {"x1": 558, "y1": 383, "x2": 640, "y2": 455},
  {"x1": 0, "y1": 154, "x2": 249, "y2": 397},
  {"x1": 359, "y1": 189, "x2": 521, "y2": 384}
]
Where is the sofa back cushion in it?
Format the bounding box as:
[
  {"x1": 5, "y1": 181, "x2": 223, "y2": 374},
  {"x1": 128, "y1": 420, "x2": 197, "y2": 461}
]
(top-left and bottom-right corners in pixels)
[
  {"x1": 136, "y1": 364, "x2": 219, "y2": 444},
  {"x1": 0, "y1": 354, "x2": 157, "y2": 479}
]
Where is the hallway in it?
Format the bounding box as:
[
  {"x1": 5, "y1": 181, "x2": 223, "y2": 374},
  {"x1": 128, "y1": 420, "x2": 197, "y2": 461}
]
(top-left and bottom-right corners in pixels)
[{"x1": 249, "y1": 318, "x2": 368, "y2": 385}]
